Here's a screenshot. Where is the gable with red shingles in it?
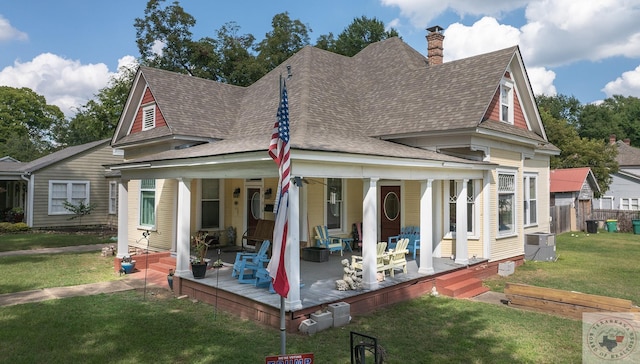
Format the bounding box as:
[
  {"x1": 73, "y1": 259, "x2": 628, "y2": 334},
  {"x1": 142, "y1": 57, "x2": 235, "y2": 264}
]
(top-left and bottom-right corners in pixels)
[
  {"x1": 130, "y1": 87, "x2": 167, "y2": 134},
  {"x1": 483, "y1": 72, "x2": 527, "y2": 129},
  {"x1": 550, "y1": 167, "x2": 592, "y2": 193}
]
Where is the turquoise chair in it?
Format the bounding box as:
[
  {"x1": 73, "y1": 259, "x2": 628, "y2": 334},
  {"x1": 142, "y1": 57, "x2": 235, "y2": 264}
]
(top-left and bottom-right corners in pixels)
[{"x1": 232, "y1": 240, "x2": 270, "y2": 283}]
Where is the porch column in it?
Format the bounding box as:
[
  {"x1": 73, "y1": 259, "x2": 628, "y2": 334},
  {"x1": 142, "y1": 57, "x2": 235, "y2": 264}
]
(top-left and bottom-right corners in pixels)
[
  {"x1": 116, "y1": 179, "x2": 129, "y2": 258},
  {"x1": 455, "y1": 179, "x2": 469, "y2": 265},
  {"x1": 482, "y1": 172, "x2": 491, "y2": 259},
  {"x1": 285, "y1": 181, "x2": 302, "y2": 310},
  {"x1": 362, "y1": 178, "x2": 379, "y2": 290},
  {"x1": 419, "y1": 179, "x2": 435, "y2": 274},
  {"x1": 175, "y1": 178, "x2": 192, "y2": 276}
]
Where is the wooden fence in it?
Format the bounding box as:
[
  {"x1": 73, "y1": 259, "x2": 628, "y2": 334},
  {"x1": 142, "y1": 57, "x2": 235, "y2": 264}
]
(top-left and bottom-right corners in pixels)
[{"x1": 589, "y1": 209, "x2": 640, "y2": 233}]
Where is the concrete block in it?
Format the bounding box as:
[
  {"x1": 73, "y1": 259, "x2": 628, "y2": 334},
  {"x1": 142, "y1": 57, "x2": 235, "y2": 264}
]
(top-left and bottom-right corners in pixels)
[
  {"x1": 498, "y1": 261, "x2": 515, "y2": 277},
  {"x1": 310, "y1": 311, "x2": 333, "y2": 331},
  {"x1": 298, "y1": 319, "x2": 317, "y2": 335},
  {"x1": 333, "y1": 314, "x2": 351, "y2": 328},
  {"x1": 328, "y1": 302, "x2": 350, "y2": 317}
]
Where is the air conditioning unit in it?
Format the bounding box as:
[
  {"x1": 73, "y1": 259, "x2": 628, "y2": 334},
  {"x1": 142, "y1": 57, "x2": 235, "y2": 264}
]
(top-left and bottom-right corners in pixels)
[{"x1": 524, "y1": 233, "x2": 556, "y2": 261}]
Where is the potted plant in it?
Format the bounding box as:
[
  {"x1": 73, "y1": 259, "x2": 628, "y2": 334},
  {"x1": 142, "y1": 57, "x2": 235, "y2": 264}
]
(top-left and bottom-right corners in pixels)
[
  {"x1": 120, "y1": 255, "x2": 136, "y2": 274},
  {"x1": 190, "y1": 231, "x2": 209, "y2": 279}
]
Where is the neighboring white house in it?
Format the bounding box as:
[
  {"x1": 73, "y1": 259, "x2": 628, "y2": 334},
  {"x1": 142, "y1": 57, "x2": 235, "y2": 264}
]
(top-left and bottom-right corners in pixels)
[{"x1": 594, "y1": 137, "x2": 640, "y2": 210}]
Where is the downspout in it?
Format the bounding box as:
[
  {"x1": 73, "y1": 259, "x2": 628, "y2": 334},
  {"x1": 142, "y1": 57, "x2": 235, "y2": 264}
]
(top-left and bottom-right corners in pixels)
[{"x1": 20, "y1": 173, "x2": 34, "y2": 227}]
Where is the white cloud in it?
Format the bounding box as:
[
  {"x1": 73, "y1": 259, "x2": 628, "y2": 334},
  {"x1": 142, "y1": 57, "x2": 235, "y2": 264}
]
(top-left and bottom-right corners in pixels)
[
  {"x1": 443, "y1": 17, "x2": 520, "y2": 61},
  {"x1": 0, "y1": 15, "x2": 28, "y2": 42},
  {"x1": 380, "y1": 0, "x2": 529, "y2": 28},
  {"x1": 0, "y1": 53, "x2": 135, "y2": 117},
  {"x1": 526, "y1": 67, "x2": 556, "y2": 96},
  {"x1": 602, "y1": 65, "x2": 640, "y2": 97}
]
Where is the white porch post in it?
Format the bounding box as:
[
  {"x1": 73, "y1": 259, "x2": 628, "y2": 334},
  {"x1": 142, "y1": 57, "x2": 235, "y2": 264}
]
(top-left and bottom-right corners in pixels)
[
  {"x1": 419, "y1": 179, "x2": 435, "y2": 274},
  {"x1": 483, "y1": 172, "x2": 491, "y2": 259},
  {"x1": 455, "y1": 179, "x2": 469, "y2": 265},
  {"x1": 175, "y1": 178, "x2": 192, "y2": 276},
  {"x1": 116, "y1": 179, "x2": 129, "y2": 258},
  {"x1": 362, "y1": 178, "x2": 379, "y2": 290},
  {"x1": 285, "y1": 181, "x2": 302, "y2": 310}
]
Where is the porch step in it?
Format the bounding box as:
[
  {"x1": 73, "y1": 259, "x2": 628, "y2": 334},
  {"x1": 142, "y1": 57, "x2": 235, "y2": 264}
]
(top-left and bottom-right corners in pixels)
[
  {"x1": 149, "y1": 256, "x2": 176, "y2": 274},
  {"x1": 436, "y1": 268, "x2": 489, "y2": 298}
]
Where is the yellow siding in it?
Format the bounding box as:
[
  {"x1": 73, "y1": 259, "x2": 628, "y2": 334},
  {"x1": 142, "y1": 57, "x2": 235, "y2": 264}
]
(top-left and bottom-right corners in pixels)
[
  {"x1": 402, "y1": 181, "x2": 420, "y2": 227},
  {"x1": 127, "y1": 179, "x2": 175, "y2": 251},
  {"x1": 31, "y1": 144, "x2": 122, "y2": 228}
]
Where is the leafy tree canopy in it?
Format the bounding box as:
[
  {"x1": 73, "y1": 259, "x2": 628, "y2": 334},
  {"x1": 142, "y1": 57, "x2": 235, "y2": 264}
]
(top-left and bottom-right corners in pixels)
[
  {"x1": 329, "y1": 16, "x2": 400, "y2": 57},
  {"x1": 0, "y1": 86, "x2": 63, "y2": 161}
]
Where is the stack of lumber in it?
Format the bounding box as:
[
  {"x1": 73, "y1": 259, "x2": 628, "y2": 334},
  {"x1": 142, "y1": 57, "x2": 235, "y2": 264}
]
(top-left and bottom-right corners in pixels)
[{"x1": 504, "y1": 283, "x2": 640, "y2": 319}]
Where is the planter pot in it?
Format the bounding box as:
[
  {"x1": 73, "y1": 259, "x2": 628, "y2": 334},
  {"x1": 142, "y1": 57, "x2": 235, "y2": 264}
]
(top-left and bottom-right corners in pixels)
[
  {"x1": 191, "y1": 263, "x2": 208, "y2": 279},
  {"x1": 121, "y1": 261, "x2": 136, "y2": 274}
]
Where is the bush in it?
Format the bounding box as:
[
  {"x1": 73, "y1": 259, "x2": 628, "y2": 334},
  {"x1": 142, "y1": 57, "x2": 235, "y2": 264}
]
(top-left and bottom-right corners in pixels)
[{"x1": 0, "y1": 222, "x2": 30, "y2": 233}]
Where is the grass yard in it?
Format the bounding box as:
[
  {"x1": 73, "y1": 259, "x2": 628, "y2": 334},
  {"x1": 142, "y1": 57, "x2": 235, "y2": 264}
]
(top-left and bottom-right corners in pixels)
[
  {"x1": 484, "y1": 231, "x2": 640, "y2": 304},
  {"x1": 0, "y1": 230, "x2": 115, "y2": 252},
  {"x1": 0, "y1": 290, "x2": 581, "y2": 363}
]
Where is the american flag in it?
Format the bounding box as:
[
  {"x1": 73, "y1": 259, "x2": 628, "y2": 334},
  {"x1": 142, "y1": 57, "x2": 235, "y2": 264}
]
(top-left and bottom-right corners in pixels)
[{"x1": 267, "y1": 80, "x2": 290, "y2": 298}]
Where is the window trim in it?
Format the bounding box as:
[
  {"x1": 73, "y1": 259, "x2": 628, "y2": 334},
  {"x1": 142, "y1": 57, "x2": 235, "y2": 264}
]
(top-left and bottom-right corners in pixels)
[
  {"x1": 325, "y1": 178, "x2": 345, "y2": 233},
  {"x1": 139, "y1": 179, "x2": 156, "y2": 228},
  {"x1": 500, "y1": 79, "x2": 514, "y2": 124},
  {"x1": 48, "y1": 180, "x2": 90, "y2": 215},
  {"x1": 497, "y1": 170, "x2": 517, "y2": 237},
  {"x1": 109, "y1": 181, "x2": 117, "y2": 215},
  {"x1": 523, "y1": 173, "x2": 538, "y2": 227},
  {"x1": 444, "y1": 179, "x2": 479, "y2": 239},
  {"x1": 199, "y1": 179, "x2": 223, "y2": 230}
]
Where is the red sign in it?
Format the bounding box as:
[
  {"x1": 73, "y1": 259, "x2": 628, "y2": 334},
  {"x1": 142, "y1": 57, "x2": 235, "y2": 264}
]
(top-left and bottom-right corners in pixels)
[{"x1": 265, "y1": 353, "x2": 314, "y2": 364}]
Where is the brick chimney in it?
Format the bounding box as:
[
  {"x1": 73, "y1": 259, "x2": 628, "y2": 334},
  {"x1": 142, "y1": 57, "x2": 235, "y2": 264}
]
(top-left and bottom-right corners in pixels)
[
  {"x1": 426, "y1": 25, "x2": 445, "y2": 66},
  {"x1": 624, "y1": 138, "x2": 631, "y2": 145},
  {"x1": 609, "y1": 134, "x2": 617, "y2": 145}
]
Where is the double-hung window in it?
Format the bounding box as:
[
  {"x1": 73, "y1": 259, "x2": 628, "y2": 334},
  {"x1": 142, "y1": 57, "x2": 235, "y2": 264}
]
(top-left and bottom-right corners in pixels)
[
  {"x1": 326, "y1": 178, "x2": 343, "y2": 231},
  {"x1": 139, "y1": 179, "x2": 156, "y2": 227},
  {"x1": 109, "y1": 181, "x2": 117, "y2": 214},
  {"x1": 446, "y1": 180, "x2": 477, "y2": 235},
  {"x1": 201, "y1": 179, "x2": 221, "y2": 229},
  {"x1": 49, "y1": 180, "x2": 90, "y2": 215},
  {"x1": 523, "y1": 174, "x2": 537, "y2": 226},
  {"x1": 498, "y1": 172, "x2": 516, "y2": 236},
  {"x1": 500, "y1": 79, "x2": 514, "y2": 124}
]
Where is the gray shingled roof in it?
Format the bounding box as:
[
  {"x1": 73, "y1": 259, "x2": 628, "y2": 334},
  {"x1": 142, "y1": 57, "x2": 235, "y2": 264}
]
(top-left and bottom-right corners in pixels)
[
  {"x1": 113, "y1": 37, "x2": 547, "y2": 162},
  {"x1": 0, "y1": 139, "x2": 109, "y2": 174},
  {"x1": 616, "y1": 140, "x2": 640, "y2": 166}
]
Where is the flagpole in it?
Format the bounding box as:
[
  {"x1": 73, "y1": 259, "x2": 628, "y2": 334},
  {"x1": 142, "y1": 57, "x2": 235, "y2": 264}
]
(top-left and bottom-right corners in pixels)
[{"x1": 279, "y1": 72, "x2": 286, "y2": 356}]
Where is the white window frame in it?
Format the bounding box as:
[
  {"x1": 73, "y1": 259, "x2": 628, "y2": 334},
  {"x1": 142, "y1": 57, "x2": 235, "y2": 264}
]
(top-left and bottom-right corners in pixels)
[
  {"x1": 139, "y1": 179, "x2": 156, "y2": 228},
  {"x1": 523, "y1": 173, "x2": 538, "y2": 227},
  {"x1": 48, "y1": 180, "x2": 90, "y2": 215},
  {"x1": 444, "y1": 179, "x2": 479, "y2": 238},
  {"x1": 620, "y1": 198, "x2": 640, "y2": 210},
  {"x1": 598, "y1": 196, "x2": 614, "y2": 209},
  {"x1": 199, "y1": 179, "x2": 222, "y2": 230},
  {"x1": 497, "y1": 171, "x2": 517, "y2": 237},
  {"x1": 142, "y1": 104, "x2": 156, "y2": 131},
  {"x1": 325, "y1": 178, "x2": 344, "y2": 232},
  {"x1": 500, "y1": 79, "x2": 514, "y2": 124},
  {"x1": 109, "y1": 181, "x2": 117, "y2": 215}
]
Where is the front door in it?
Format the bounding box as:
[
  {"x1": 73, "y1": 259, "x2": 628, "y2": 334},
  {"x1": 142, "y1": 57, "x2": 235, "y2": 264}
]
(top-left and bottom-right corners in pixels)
[
  {"x1": 380, "y1": 186, "x2": 401, "y2": 242},
  {"x1": 245, "y1": 188, "x2": 261, "y2": 247}
]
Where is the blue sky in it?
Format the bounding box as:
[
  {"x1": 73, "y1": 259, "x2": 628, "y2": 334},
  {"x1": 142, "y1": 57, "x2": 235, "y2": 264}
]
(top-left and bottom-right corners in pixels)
[{"x1": 1, "y1": 0, "x2": 640, "y2": 117}]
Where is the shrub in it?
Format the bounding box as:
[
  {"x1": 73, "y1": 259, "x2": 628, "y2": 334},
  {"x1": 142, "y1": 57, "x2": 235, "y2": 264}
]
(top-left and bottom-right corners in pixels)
[{"x1": 0, "y1": 222, "x2": 30, "y2": 233}]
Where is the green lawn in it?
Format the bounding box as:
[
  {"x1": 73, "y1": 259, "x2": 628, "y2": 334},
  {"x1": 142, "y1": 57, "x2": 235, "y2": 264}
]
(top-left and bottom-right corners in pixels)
[
  {"x1": 0, "y1": 230, "x2": 636, "y2": 363},
  {"x1": 0, "y1": 230, "x2": 115, "y2": 252},
  {"x1": 484, "y1": 231, "x2": 640, "y2": 304}
]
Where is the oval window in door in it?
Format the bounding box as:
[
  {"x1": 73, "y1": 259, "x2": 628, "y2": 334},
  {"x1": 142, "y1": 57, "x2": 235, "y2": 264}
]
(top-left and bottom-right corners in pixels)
[
  {"x1": 384, "y1": 192, "x2": 400, "y2": 221},
  {"x1": 251, "y1": 191, "x2": 261, "y2": 219}
]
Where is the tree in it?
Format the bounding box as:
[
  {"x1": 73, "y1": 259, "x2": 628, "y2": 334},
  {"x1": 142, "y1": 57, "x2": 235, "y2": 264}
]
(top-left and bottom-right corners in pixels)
[
  {"x1": 538, "y1": 107, "x2": 618, "y2": 196},
  {"x1": 0, "y1": 86, "x2": 63, "y2": 161},
  {"x1": 213, "y1": 22, "x2": 263, "y2": 86},
  {"x1": 134, "y1": 0, "x2": 219, "y2": 79},
  {"x1": 579, "y1": 95, "x2": 640, "y2": 146},
  {"x1": 55, "y1": 65, "x2": 136, "y2": 146},
  {"x1": 255, "y1": 12, "x2": 311, "y2": 72},
  {"x1": 329, "y1": 16, "x2": 400, "y2": 57},
  {"x1": 536, "y1": 94, "x2": 582, "y2": 126}
]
